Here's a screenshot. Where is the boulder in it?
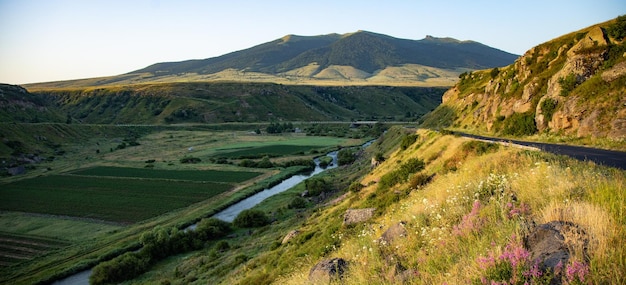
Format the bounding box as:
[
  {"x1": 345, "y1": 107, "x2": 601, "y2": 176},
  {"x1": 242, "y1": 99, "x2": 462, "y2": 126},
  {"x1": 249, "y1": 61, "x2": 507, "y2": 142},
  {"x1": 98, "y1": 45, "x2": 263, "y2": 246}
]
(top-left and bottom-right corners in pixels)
[
  {"x1": 343, "y1": 208, "x2": 375, "y2": 226},
  {"x1": 281, "y1": 230, "x2": 299, "y2": 244},
  {"x1": 378, "y1": 221, "x2": 408, "y2": 246},
  {"x1": 8, "y1": 165, "x2": 25, "y2": 176},
  {"x1": 524, "y1": 221, "x2": 589, "y2": 283},
  {"x1": 308, "y1": 258, "x2": 348, "y2": 283}
]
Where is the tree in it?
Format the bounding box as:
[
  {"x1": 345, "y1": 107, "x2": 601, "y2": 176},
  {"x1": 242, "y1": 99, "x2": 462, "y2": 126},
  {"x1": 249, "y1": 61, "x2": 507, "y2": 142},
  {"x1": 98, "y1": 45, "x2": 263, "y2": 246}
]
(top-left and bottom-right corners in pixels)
[
  {"x1": 305, "y1": 177, "x2": 331, "y2": 196},
  {"x1": 337, "y1": 148, "x2": 356, "y2": 165},
  {"x1": 233, "y1": 209, "x2": 270, "y2": 228},
  {"x1": 195, "y1": 218, "x2": 231, "y2": 240}
]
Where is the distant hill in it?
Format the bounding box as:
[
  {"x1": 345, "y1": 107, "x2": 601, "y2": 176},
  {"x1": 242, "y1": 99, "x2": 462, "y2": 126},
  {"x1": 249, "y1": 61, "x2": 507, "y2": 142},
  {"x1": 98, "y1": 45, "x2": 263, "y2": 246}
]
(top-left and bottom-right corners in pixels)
[
  {"x1": 25, "y1": 31, "x2": 518, "y2": 89},
  {"x1": 421, "y1": 16, "x2": 626, "y2": 141},
  {"x1": 0, "y1": 84, "x2": 62, "y2": 123},
  {"x1": 5, "y1": 82, "x2": 446, "y2": 124}
]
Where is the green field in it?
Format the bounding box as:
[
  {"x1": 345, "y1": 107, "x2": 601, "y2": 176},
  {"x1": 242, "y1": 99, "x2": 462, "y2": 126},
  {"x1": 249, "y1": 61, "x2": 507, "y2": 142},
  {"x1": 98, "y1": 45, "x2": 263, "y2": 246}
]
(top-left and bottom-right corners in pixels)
[
  {"x1": 68, "y1": 166, "x2": 262, "y2": 183},
  {"x1": 215, "y1": 144, "x2": 326, "y2": 158},
  {"x1": 0, "y1": 175, "x2": 233, "y2": 224},
  {"x1": 0, "y1": 232, "x2": 69, "y2": 267}
]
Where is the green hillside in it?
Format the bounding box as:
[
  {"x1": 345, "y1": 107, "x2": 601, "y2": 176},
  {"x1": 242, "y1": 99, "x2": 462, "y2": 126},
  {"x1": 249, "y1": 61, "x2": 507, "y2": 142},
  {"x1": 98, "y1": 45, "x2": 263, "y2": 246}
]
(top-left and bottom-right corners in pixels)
[
  {"x1": 25, "y1": 82, "x2": 445, "y2": 124},
  {"x1": 134, "y1": 31, "x2": 517, "y2": 75},
  {"x1": 0, "y1": 84, "x2": 62, "y2": 123}
]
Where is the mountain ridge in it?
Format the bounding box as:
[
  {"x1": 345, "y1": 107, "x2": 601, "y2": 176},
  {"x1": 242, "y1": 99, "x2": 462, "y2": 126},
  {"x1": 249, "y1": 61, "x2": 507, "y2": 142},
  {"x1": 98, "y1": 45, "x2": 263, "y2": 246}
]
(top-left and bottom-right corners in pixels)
[{"x1": 24, "y1": 31, "x2": 517, "y2": 89}]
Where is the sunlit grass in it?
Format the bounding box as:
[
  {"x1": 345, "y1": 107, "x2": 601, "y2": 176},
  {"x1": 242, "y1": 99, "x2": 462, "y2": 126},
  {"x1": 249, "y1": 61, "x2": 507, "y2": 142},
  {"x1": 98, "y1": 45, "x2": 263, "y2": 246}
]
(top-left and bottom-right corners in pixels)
[{"x1": 275, "y1": 129, "x2": 625, "y2": 284}]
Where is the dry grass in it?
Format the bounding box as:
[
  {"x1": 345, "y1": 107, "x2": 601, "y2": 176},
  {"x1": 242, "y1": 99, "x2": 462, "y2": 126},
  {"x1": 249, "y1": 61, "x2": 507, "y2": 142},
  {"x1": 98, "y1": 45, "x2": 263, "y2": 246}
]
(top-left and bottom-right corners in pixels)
[{"x1": 276, "y1": 129, "x2": 625, "y2": 284}]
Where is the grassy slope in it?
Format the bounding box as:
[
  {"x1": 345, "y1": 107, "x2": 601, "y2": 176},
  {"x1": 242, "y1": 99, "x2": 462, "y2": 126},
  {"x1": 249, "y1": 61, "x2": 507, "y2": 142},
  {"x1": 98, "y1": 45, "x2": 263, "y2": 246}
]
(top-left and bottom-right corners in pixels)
[
  {"x1": 23, "y1": 83, "x2": 445, "y2": 124},
  {"x1": 275, "y1": 129, "x2": 624, "y2": 284},
  {"x1": 135, "y1": 127, "x2": 624, "y2": 284}
]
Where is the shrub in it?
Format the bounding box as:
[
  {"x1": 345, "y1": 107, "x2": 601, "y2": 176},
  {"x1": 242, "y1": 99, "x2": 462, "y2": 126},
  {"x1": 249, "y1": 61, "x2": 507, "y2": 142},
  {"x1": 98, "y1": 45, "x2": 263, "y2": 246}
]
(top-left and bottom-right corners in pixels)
[
  {"x1": 348, "y1": 181, "x2": 365, "y2": 193},
  {"x1": 540, "y1": 97, "x2": 558, "y2": 123},
  {"x1": 400, "y1": 134, "x2": 419, "y2": 150},
  {"x1": 607, "y1": 15, "x2": 626, "y2": 40},
  {"x1": 305, "y1": 177, "x2": 331, "y2": 196},
  {"x1": 180, "y1": 157, "x2": 201, "y2": 164},
  {"x1": 378, "y1": 158, "x2": 425, "y2": 189},
  {"x1": 337, "y1": 148, "x2": 356, "y2": 166},
  {"x1": 213, "y1": 240, "x2": 230, "y2": 252},
  {"x1": 461, "y1": 141, "x2": 499, "y2": 155},
  {"x1": 233, "y1": 209, "x2": 270, "y2": 228},
  {"x1": 408, "y1": 172, "x2": 432, "y2": 189},
  {"x1": 501, "y1": 112, "x2": 537, "y2": 136},
  {"x1": 195, "y1": 218, "x2": 231, "y2": 240},
  {"x1": 490, "y1": 67, "x2": 500, "y2": 79},
  {"x1": 558, "y1": 73, "x2": 578, "y2": 96},
  {"x1": 287, "y1": 197, "x2": 307, "y2": 209}
]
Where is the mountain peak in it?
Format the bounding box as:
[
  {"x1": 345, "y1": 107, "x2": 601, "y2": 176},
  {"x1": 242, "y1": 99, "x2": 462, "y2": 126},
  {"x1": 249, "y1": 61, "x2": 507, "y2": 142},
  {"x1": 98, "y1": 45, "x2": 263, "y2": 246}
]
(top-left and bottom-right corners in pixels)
[{"x1": 117, "y1": 31, "x2": 518, "y2": 86}]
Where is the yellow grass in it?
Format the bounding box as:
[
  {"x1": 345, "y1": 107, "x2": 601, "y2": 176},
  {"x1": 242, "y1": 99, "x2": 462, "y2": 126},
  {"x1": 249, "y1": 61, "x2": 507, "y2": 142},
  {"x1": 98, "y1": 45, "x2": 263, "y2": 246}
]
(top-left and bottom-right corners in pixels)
[{"x1": 275, "y1": 129, "x2": 625, "y2": 284}]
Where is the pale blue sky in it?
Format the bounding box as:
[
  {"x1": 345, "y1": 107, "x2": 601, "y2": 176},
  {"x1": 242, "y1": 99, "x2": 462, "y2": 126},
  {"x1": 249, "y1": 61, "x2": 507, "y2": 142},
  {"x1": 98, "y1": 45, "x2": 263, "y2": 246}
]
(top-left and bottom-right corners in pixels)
[{"x1": 1, "y1": 0, "x2": 624, "y2": 84}]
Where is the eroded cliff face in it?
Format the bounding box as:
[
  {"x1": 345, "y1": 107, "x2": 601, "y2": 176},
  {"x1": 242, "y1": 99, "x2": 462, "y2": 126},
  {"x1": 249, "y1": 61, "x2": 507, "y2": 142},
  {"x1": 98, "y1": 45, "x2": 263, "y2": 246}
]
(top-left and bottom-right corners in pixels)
[{"x1": 437, "y1": 19, "x2": 626, "y2": 140}]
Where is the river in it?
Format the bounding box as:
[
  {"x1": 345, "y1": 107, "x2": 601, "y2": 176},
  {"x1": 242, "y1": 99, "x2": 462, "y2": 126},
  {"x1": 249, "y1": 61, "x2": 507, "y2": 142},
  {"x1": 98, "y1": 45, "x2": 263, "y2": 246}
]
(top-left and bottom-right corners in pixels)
[{"x1": 51, "y1": 145, "x2": 353, "y2": 285}]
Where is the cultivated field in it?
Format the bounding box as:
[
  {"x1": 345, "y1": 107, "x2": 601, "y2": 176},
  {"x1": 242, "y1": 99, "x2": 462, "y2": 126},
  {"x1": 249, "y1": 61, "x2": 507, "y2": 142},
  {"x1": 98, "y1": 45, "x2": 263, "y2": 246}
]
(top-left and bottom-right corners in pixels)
[
  {"x1": 0, "y1": 173, "x2": 239, "y2": 224},
  {"x1": 68, "y1": 166, "x2": 261, "y2": 183},
  {"x1": 0, "y1": 232, "x2": 70, "y2": 267}
]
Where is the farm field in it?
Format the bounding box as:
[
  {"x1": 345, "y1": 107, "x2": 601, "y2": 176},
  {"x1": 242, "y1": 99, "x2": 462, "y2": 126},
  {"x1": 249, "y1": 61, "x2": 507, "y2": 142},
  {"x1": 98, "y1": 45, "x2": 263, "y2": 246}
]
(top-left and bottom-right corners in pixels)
[
  {"x1": 0, "y1": 174, "x2": 236, "y2": 224},
  {"x1": 0, "y1": 232, "x2": 70, "y2": 267},
  {"x1": 68, "y1": 166, "x2": 261, "y2": 183}
]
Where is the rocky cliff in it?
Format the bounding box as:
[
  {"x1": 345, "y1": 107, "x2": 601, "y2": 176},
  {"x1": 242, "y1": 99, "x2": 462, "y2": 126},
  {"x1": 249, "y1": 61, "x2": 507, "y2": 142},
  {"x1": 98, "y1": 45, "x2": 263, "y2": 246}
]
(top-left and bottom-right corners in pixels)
[{"x1": 423, "y1": 17, "x2": 626, "y2": 140}]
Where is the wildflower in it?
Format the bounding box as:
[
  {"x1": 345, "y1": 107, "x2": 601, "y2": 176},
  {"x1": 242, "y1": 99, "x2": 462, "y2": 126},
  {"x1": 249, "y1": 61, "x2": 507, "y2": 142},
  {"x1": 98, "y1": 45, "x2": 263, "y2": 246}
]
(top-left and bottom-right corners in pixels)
[{"x1": 565, "y1": 260, "x2": 589, "y2": 284}]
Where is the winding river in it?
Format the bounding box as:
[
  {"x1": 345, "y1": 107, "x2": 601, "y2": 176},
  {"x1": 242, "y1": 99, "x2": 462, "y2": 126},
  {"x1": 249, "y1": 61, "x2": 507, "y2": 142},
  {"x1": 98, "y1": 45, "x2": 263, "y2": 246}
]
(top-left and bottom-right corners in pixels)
[{"x1": 52, "y1": 144, "x2": 357, "y2": 285}]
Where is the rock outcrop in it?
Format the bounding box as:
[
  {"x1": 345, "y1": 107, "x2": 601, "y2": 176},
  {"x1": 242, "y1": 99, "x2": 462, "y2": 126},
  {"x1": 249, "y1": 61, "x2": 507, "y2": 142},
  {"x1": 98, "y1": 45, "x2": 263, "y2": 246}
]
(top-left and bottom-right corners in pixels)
[
  {"x1": 343, "y1": 208, "x2": 375, "y2": 225},
  {"x1": 429, "y1": 18, "x2": 626, "y2": 140},
  {"x1": 308, "y1": 258, "x2": 348, "y2": 283},
  {"x1": 524, "y1": 221, "x2": 589, "y2": 284}
]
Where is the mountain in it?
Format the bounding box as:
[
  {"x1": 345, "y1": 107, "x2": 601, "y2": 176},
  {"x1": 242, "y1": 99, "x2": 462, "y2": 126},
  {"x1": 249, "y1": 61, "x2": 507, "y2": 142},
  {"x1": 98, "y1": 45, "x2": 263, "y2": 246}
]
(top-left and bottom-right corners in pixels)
[
  {"x1": 25, "y1": 31, "x2": 518, "y2": 89},
  {"x1": 134, "y1": 31, "x2": 517, "y2": 75},
  {"x1": 421, "y1": 16, "x2": 626, "y2": 141}
]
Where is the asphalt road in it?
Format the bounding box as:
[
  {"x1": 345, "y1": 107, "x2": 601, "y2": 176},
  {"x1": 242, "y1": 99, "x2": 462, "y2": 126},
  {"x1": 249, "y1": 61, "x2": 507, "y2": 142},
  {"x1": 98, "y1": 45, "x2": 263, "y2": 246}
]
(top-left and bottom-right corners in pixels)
[{"x1": 457, "y1": 133, "x2": 626, "y2": 170}]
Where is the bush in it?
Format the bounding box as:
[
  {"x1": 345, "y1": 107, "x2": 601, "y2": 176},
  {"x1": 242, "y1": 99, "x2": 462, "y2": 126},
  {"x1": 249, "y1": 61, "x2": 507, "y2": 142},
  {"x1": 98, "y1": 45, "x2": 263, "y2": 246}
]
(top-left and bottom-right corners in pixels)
[
  {"x1": 337, "y1": 148, "x2": 356, "y2": 166},
  {"x1": 180, "y1": 157, "x2": 201, "y2": 164},
  {"x1": 490, "y1": 67, "x2": 500, "y2": 78},
  {"x1": 348, "y1": 181, "x2": 365, "y2": 193},
  {"x1": 607, "y1": 15, "x2": 626, "y2": 40},
  {"x1": 400, "y1": 134, "x2": 419, "y2": 150},
  {"x1": 213, "y1": 240, "x2": 230, "y2": 252},
  {"x1": 408, "y1": 172, "x2": 432, "y2": 189},
  {"x1": 378, "y1": 158, "x2": 425, "y2": 189},
  {"x1": 305, "y1": 177, "x2": 331, "y2": 196},
  {"x1": 195, "y1": 218, "x2": 231, "y2": 240},
  {"x1": 558, "y1": 73, "x2": 578, "y2": 96},
  {"x1": 287, "y1": 197, "x2": 307, "y2": 209},
  {"x1": 540, "y1": 98, "x2": 558, "y2": 122},
  {"x1": 461, "y1": 141, "x2": 499, "y2": 155},
  {"x1": 233, "y1": 209, "x2": 270, "y2": 228},
  {"x1": 501, "y1": 112, "x2": 537, "y2": 136}
]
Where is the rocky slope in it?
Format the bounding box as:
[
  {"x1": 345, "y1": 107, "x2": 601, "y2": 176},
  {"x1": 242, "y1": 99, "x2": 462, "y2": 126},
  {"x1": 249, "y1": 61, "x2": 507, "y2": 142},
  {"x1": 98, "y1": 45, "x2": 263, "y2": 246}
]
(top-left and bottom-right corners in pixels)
[{"x1": 422, "y1": 17, "x2": 626, "y2": 140}]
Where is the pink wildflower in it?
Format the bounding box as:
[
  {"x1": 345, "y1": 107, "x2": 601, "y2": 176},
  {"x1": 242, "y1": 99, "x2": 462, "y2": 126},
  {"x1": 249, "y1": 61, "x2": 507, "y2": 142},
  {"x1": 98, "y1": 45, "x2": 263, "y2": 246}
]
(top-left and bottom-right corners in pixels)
[
  {"x1": 453, "y1": 200, "x2": 483, "y2": 236},
  {"x1": 565, "y1": 261, "x2": 589, "y2": 284}
]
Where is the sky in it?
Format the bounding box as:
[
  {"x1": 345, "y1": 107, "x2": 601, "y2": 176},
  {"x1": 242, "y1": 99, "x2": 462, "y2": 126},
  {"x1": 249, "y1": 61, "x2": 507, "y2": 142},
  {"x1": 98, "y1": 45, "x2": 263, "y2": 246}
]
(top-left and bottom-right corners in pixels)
[{"x1": 1, "y1": 0, "x2": 625, "y2": 85}]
